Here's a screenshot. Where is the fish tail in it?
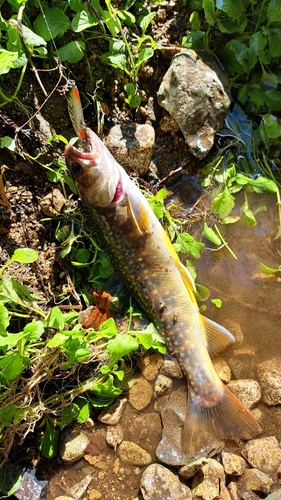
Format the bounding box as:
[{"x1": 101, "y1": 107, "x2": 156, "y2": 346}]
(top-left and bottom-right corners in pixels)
[{"x1": 182, "y1": 383, "x2": 262, "y2": 456}]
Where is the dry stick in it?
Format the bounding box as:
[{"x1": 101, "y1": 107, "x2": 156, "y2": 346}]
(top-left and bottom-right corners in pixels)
[{"x1": 17, "y1": 3, "x2": 47, "y2": 97}]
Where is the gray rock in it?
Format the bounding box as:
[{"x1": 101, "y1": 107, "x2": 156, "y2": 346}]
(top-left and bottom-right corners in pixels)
[
  {"x1": 265, "y1": 491, "x2": 281, "y2": 500},
  {"x1": 222, "y1": 451, "x2": 247, "y2": 476},
  {"x1": 213, "y1": 356, "x2": 231, "y2": 384},
  {"x1": 98, "y1": 397, "x2": 127, "y2": 424},
  {"x1": 105, "y1": 123, "x2": 155, "y2": 175},
  {"x1": 140, "y1": 463, "x2": 192, "y2": 500},
  {"x1": 154, "y1": 374, "x2": 173, "y2": 397},
  {"x1": 237, "y1": 468, "x2": 273, "y2": 496},
  {"x1": 179, "y1": 457, "x2": 208, "y2": 479},
  {"x1": 192, "y1": 458, "x2": 225, "y2": 500},
  {"x1": 118, "y1": 441, "x2": 152, "y2": 466},
  {"x1": 14, "y1": 469, "x2": 48, "y2": 500},
  {"x1": 241, "y1": 436, "x2": 281, "y2": 474},
  {"x1": 68, "y1": 475, "x2": 92, "y2": 499},
  {"x1": 258, "y1": 357, "x2": 281, "y2": 405},
  {"x1": 157, "y1": 50, "x2": 230, "y2": 159},
  {"x1": 60, "y1": 429, "x2": 89, "y2": 463},
  {"x1": 160, "y1": 358, "x2": 183, "y2": 379},
  {"x1": 227, "y1": 379, "x2": 261, "y2": 409},
  {"x1": 105, "y1": 424, "x2": 123, "y2": 451}
]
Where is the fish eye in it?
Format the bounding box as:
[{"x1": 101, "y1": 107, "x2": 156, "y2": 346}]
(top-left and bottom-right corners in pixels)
[{"x1": 71, "y1": 163, "x2": 83, "y2": 176}]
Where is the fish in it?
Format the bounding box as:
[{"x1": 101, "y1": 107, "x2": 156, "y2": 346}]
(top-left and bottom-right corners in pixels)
[{"x1": 65, "y1": 86, "x2": 262, "y2": 454}]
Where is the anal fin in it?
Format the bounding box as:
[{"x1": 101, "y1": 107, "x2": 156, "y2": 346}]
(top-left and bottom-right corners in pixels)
[{"x1": 200, "y1": 315, "x2": 235, "y2": 357}]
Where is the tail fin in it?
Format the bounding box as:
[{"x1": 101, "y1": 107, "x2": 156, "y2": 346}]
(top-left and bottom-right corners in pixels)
[{"x1": 182, "y1": 384, "x2": 262, "y2": 457}]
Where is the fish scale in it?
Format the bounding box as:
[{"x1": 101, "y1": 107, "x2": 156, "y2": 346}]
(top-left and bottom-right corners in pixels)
[{"x1": 65, "y1": 86, "x2": 262, "y2": 456}]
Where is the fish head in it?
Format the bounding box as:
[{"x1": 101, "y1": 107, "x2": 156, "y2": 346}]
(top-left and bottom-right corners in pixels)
[{"x1": 65, "y1": 127, "x2": 124, "y2": 206}]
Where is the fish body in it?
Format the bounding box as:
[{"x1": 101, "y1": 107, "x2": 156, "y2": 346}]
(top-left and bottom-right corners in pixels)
[{"x1": 65, "y1": 90, "x2": 262, "y2": 453}]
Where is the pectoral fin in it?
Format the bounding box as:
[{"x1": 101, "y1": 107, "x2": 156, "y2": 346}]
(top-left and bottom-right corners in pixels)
[
  {"x1": 200, "y1": 315, "x2": 235, "y2": 357},
  {"x1": 127, "y1": 192, "x2": 151, "y2": 236}
]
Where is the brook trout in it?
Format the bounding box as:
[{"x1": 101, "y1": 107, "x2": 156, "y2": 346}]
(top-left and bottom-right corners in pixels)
[{"x1": 65, "y1": 87, "x2": 262, "y2": 454}]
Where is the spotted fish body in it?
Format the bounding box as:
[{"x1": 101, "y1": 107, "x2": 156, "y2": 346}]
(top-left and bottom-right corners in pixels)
[{"x1": 65, "y1": 88, "x2": 262, "y2": 454}]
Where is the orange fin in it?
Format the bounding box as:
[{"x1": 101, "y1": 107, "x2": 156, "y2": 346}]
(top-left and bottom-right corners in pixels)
[
  {"x1": 200, "y1": 315, "x2": 235, "y2": 357},
  {"x1": 127, "y1": 193, "x2": 151, "y2": 236},
  {"x1": 182, "y1": 384, "x2": 262, "y2": 457},
  {"x1": 177, "y1": 261, "x2": 197, "y2": 303}
]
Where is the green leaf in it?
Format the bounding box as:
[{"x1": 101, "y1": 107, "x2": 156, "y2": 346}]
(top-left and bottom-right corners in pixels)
[
  {"x1": 259, "y1": 263, "x2": 281, "y2": 275},
  {"x1": 22, "y1": 320, "x2": 44, "y2": 342},
  {"x1": 0, "y1": 352, "x2": 27, "y2": 382},
  {"x1": 117, "y1": 9, "x2": 136, "y2": 26},
  {"x1": 241, "y1": 195, "x2": 257, "y2": 228},
  {"x1": 211, "y1": 298, "x2": 222, "y2": 308},
  {"x1": 75, "y1": 397, "x2": 91, "y2": 423},
  {"x1": 0, "y1": 462, "x2": 22, "y2": 496},
  {"x1": 55, "y1": 40, "x2": 85, "y2": 63},
  {"x1": 136, "y1": 47, "x2": 154, "y2": 68},
  {"x1": 93, "y1": 373, "x2": 122, "y2": 399},
  {"x1": 267, "y1": 0, "x2": 281, "y2": 23},
  {"x1": 9, "y1": 248, "x2": 38, "y2": 265},
  {"x1": 0, "y1": 50, "x2": 19, "y2": 75},
  {"x1": 124, "y1": 82, "x2": 141, "y2": 108},
  {"x1": 33, "y1": 7, "x2": 71, "y2": 41},
  {"x1": 216, "y1": 0, "x2": 247, "y2": 20},
  {"x1": 202, "y1": 222, "x2": 222, "y2": 245},
  {"x1": 203, "y1": 0, "x2": 216, "y2": 25},
  {"x1": 139, "y1": 12, "x2": 156, "y2": 34},
  {"x1": 62, "y1": 336, "x2": 90, "y2": 363},
  {"x1": 46, "y1": 306, "x2": 65, "y2": 330},
  {"x1": 106, "y1": 334, "x2": 139, "y2": 366},
  {"x1": 267, "y1": 28, "x2": 281, "y2": 58},
  {"x1": 212, "y1": 188, "x2": 235, "y2": 218},
  {"x1": 190, "y1": 11, "x2": 201, "y2": 30},
  {"x1": 72, "y1": 9, "x2": 98, "y2": 32},
  {"x1": 263, "y1": 89, "x2": 281, "y2": 112},
  {"x1": 39, "y1": 419, "x2": 59, "y2": 459},
  {"x1": 0, "y1": 304, "x2": 9, "y2": 335},
  {"x1": 236, "y1": 174, "x2": 277, "y2": 193},
  {"x1": 195, "y1": 284, "x2": 210, "y2": 301}
]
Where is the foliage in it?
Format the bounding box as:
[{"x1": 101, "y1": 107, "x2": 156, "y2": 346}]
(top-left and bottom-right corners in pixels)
[
  {"x1": 183, "y1": 0, "x2": 281, "y2": 113},
  {"x1": 0, "y1": 249, "x2": 165, "y2": 467}
]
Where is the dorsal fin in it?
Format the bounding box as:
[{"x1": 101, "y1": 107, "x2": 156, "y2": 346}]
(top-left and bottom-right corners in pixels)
[{"x1": 200, "y1": 315, "x2": 235, "y2": 357}]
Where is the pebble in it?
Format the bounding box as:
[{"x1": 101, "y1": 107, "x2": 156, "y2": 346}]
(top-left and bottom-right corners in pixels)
[
  {"x1": 213, "y1": 356, "x2": 231, "y2": 383},
  {"x1": 98, "y1": 397, "x2": 127, "y2": 424},
  {"x1": 105, "y1": 424, "x2": 124, "y2": 450},
  {"x1": 140, "y1": 463, "x2": 192, "y2": 500},
  {"x1": 241, "y1": 436, "x2": 281, "y2": 474},
  {"x1": 89, "y1": 489, "x2": 102, "y2": 500},
  {"x1": 14, "y1": 469, "x2": 48, "y2": 500},
  {"x1": 60, "y1": 429, "x2": 89, "y2": 463},
  {"x1": 105, "y1": 123, "x2": 155, "y2": 175},
  {"x1": 228, "y1": 356, "x2": 256, "y2": 380},
  {"x1": 160, "y1": 358, "x2": 183, "y2": 379},
  {"x1": 179, "y1": 457, "x2": 208, "y2": 479},
  {"x1": 154, "y1": 374, "x2": 173, "y2": 397},
  {"x1": 265, "y1": 492, "x2": 281, "y2": 500},
  {"x1": 127, "y1": 376, "x2": 153, "y2": 410},
  {"x1": 258, "y1": 357, "x2": 281, "y2": 405},
  {"x1": 192, "y1": 458, "x2": 225, "y2": 500},
  {"x1": 54, "y1": 497, "x2": 75, "y2": 500},
  {"x1": 227, "y1": 379, "x2": 261, "y2": 409},
  {"x1": 118, "y1": 441, "x2": 152, "y2": 466},
  {"x1": 222, "y1": 451, "x2": 247, "y2": 476},
  {"x1": 237, "y1": 468, "x2": 273, "y2": 495},
  {"x1": 39, "y1": 189, "x2": 65, "y2": 217},
  {"x1": 68, "y1": 475, "x2": 92, "y2": 498},
  {"x1": 139, "y1": 352, "x2": 163, "y2": 381}
]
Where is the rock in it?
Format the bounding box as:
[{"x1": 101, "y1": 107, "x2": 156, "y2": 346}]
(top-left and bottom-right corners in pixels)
[
  {"x1": 125, "y1": 413, "x2": 162, "y2": 457},
  {"x1": 54, "y1": 497, "x2": 75, "y2": 500},
  {"x1": 139, "y1": 352, "x2": 163, "y2": 381},
  {"x1": 241, "y1": 436, "x2": 281, "y2": 474},
  {"x1": 258, "y1": 357, "x2": 281, "y2": 405},
  {"x1": 89, "y1": 489, "x2": 102, "y2": 500},
  {"x1": 192, "y1": 458, "x2": 225, "y2": 500},
  {"x1": 227, "y1": 379, "x2": 261, "y2": 409},
  {"x1": 227, "y1": 356, "x2": 256, "y2": 380},
  {"x1": 154, "y1": 374, "x2": 173, "y2": 397},
  {"x1": 213, "y1": 356, "x2": 231, "y2": 383},
  {"x1": 156, "y1": 385, "x2": 224, "y2": 466},
  {"x1": 222, "y1": 451, "x2": 247, "y2": 476},
  {"x1": 179, "y1": 457, "x2": 208, "y2": 479},
  {"x1": 160, "y1": 358, "x2": 183, "y2": 379},
  {"x1": 105, "y1": 123, "x2": 155, "y2": 175},
  {"x1": 105, "y1": 424, "x2": 123, "y2": 450},
  {"x1": 228, "y1": 481, "x2": 239, "y2": 500},
  {"x1": 265, "y1": 491, "x2": 281, "y2": 500},
  {"x1": 68, "y1": 475, "x2": 92, "y2": 499},
  {"x1": 98, "y1": 397, "x2": 127, "y2": 424},
  {"x1": 60, "y1": 429, "x2": 89, "y2": 463},
  {"x1": 14, "y1": 469, "x2": 48, "y2": 500},
  {"x1": 157, "y1": 50, "x2": 230, "y2": 159},
  {"x1": 39, "y1": 189, "x2": 65, "y2": 217},
  {"x1": 237, "y1": 468, "x2": 273, "y2": 496},
  {"x1": 127, "y1": 376, "x2": 153, "y2": 410},
  {"x1": 140, "y1": 463, "x2": 192, "y2": 500},
  {"x1": 118, "y1": 441, "x2": 152, "y2": 466}
]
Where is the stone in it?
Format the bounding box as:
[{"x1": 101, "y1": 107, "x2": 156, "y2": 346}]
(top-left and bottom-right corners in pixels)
[
  {"x1": 157, "y1": 50, "x2": 230, "y2": 159},
  {"x1": 265, "y1": 491, "x2": 281, "y2": 500},
  {"x1": 139, "y1": 352, "x2": 163, "y2": 381},
  {"x1": 237, "y1": 468, "x2": 273, "y2": 496},
  {"x1": 154, "y1": 374, "x2": 173, "y2": 397},
  {"x1": 213, "y1": 356, "x2": 231, "y2": 384},
  {"x1": 118, "y1": 441, "x2": 152, "y2": 466},
  {"x1": 14, "y1": 469, "x2": 48, "y2": 500},
  {"x1": 222, "y1": 451, "x2": 247, "y2": 476},
  {"x1": 258, "y1": 357, "x2": 281, "y2": 405},
  {"x1": 105, "y1": 123, "x2": 155, "y2": 175},
  {"x1": 227, "y1": 379, "x2": 261, "y2": 409},
  {"x1": 127, "y1": 376, "x2": 153, "y2": 410},
  {"x1": 179, "y1": 457, "x2": 208, "y2": 479},
  {"x1": 60, "y1": 429, "x2": 89, "y2": 463},
  {"x1": 39, "y1": 189, "x2": 65, "y2": 217},
  {"x1": 105, "y1": 424, "x2": 123, "y2": 451},
  {"x1": 98, "y1": 397, "x2": 127, "y2": 424},
  {"x1": 192, "y1": 458, "x2": 225, "y2": 500},
  {"x1": 68, "y1": 475, "x2": 92, "y2": 498},
  {"x1": 241, "y1": 436, "x2": 281, "y2": 474},
  {"x1": 160, "y1": 358, "x2": 183, "y2": 379},
  {"x1": 140, "y1": 463, "x2": 192, "y2": 500},
  {"x1": 89, "y1": 490, "x2": 102, "y2": 500}
]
